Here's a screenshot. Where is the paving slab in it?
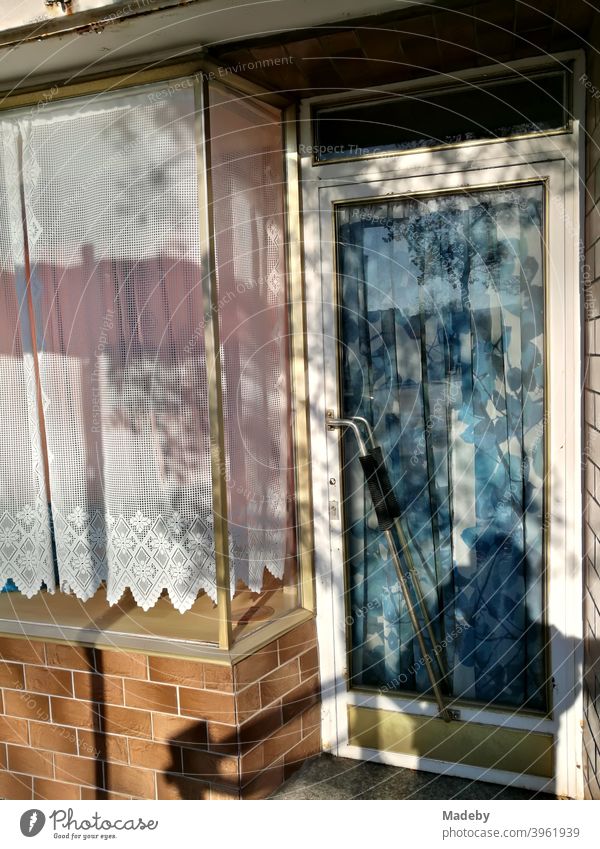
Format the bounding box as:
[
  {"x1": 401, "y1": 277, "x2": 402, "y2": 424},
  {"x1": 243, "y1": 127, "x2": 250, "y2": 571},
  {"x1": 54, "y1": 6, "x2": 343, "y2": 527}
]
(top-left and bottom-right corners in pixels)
[{"x1": 271, "y1": 754, "x2": 554, "y2": 800}]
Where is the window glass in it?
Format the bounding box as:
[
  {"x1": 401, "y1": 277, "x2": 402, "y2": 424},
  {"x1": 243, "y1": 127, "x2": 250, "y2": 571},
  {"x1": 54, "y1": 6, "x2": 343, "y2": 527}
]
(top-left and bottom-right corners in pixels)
[
  {"x1": 337, "y1": 185, "x2": 546, "y2": 709},
  {"x1": 313, "y1": 70, "x2": 568, "y2": 161},
  {"x1": 209, "y1": 84, "x2": 300, "y2": 638}
]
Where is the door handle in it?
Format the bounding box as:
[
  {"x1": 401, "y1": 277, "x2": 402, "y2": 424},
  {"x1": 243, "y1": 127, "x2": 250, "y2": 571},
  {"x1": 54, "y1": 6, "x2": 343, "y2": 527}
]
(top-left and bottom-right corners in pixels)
[
  {"x1": 326, "y1": 413, "x2": 400, "y2": 531},
  {"x1": 326, "y1": 413, "x2": 369, "y2": 456},
  {"x1": 326, "y1": 411, "x2": 375, "y2": 450}
]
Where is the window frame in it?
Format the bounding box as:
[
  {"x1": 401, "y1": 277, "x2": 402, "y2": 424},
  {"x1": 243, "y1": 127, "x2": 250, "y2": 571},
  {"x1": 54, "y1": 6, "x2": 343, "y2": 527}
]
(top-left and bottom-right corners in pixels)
[
  {"x1": 311, "y1": 66, "x2": 570, "y2": 164},
  {"x1": 307, "y1": 53, "x2": 576, "y2": 168}
]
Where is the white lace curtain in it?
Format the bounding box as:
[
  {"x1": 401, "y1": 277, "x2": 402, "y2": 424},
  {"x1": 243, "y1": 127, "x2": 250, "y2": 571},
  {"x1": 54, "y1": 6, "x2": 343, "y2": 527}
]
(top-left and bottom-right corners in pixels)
[
  {"x1": 0, "y1": 80, "x2": 293, "y2": 612},
  {"x1": 0, "y1": 122, "x2": 55, "y2": 596}
]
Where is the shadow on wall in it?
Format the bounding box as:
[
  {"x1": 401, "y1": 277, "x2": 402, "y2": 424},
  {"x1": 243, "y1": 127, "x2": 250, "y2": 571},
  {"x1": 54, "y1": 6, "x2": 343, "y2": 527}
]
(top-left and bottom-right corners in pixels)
[
  {"x1": 159, "y1": 618, "x2": 586, "y2": 800},
  {"x1": 67, "y1": 603, "x2": 321, "y2": 800},
  {"x1": 65, "y1": 625, "x2": 586, "y2": 800}
]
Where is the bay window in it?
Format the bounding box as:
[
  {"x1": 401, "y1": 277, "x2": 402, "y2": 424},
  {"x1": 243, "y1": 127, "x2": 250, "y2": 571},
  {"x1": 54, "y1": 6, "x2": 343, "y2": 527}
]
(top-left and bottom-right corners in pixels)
[{"x1": 0, "y1": 73, "x2": 306, "y2": 650}]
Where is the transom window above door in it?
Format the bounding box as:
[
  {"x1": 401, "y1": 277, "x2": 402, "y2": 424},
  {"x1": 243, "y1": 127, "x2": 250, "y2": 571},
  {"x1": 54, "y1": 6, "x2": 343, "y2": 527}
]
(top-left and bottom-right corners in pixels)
[{"x1": 311, "y1": 67, "x2": 570, "y2": 163}]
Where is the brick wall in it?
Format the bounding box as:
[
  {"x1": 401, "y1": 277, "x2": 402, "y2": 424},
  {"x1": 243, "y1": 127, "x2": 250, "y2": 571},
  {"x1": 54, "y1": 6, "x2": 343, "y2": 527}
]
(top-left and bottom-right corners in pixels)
[
  {"x1": 0, "y1": 618, "x2": 321, "y2": 800},
  {"x1": 584, "y1": 16, "x2": 600, "y2": 801}
]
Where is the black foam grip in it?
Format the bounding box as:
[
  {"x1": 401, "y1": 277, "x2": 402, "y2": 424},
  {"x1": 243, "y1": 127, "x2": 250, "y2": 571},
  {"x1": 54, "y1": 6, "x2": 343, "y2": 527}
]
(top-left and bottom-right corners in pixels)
[{"x1": 359, "y1": 447, "x2": 401, "y2": 531}]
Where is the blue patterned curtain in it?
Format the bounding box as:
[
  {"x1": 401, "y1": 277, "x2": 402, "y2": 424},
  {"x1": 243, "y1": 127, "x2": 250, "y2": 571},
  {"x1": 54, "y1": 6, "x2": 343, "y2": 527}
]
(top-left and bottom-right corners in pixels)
[{"x1": 338, "y1": 186, "x2": 546, "y2": 710}]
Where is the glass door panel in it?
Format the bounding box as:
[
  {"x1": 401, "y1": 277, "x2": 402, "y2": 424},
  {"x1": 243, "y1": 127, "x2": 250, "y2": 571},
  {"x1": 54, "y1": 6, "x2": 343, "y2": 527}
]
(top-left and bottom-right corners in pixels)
[{"x1": 336, "y1": 184, "x2": 546, "y2": 712}]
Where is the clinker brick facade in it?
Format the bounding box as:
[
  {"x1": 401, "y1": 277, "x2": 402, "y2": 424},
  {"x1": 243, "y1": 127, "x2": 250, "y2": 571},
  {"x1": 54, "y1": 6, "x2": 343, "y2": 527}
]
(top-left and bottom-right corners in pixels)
[{"x1": 0, "y1": 618, "x2": 320, "y2": 800}]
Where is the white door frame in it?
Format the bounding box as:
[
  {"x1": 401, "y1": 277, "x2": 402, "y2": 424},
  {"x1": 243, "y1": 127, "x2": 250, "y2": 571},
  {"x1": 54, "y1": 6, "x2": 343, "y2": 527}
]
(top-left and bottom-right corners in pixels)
[{"x1": 300, "y1": 51, "x2": 585, "y2": 799}]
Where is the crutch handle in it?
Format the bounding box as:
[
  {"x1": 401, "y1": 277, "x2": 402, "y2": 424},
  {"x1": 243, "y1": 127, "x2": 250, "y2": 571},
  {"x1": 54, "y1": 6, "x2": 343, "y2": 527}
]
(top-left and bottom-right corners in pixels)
[{"x1": 359, "y1": 447, "x2": 401, "y2": 531}]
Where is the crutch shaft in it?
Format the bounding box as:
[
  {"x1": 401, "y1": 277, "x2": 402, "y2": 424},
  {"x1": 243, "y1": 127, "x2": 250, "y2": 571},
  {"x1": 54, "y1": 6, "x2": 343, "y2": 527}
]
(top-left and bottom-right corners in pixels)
[{"x1": 385, "y1": 529, "x2": 452, "y2": 722}]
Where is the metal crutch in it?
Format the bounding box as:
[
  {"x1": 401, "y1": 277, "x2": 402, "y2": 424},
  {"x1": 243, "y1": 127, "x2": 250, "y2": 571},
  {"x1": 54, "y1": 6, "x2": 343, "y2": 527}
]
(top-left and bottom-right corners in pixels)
[
  {"x1": 326, "y1": 413, "x2": 454, "y2": 723},
  {"x1": 350, "y1": 416, "x2": 448, "y2": 688}
]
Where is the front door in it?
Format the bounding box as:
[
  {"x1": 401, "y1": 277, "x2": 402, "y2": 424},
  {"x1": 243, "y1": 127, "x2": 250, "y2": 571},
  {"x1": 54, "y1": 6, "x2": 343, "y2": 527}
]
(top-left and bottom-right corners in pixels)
[{"x1": 306, "y1": 158, "x2": 582, "y2": 798}]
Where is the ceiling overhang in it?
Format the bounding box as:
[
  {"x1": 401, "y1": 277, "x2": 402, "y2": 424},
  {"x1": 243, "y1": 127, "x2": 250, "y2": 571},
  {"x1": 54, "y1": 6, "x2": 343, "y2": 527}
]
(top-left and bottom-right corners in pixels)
[
  {"x1": 0, "y1": 0, "x2": 595, "y2": 99},
  {"x1": 0, "y1": 0, "x2": 424, "y2": 90}
]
